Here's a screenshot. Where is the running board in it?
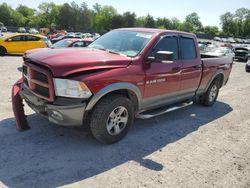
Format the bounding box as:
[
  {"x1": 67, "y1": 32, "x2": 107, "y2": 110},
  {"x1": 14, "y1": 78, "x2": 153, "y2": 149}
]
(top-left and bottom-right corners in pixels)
[{"x1": 137, "y1": 101, "x2": 193, "y2": 119}]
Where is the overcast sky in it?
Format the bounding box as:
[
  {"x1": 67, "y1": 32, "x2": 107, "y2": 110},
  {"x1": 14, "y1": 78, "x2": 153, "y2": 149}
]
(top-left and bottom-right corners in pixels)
[{"x1": 1, "y1": 0, "x2": 250, "y2": 27}]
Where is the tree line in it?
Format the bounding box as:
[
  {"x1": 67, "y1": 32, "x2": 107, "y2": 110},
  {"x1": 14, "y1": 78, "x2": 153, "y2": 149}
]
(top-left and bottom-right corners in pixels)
[{"x1": 0, "y1": 2, "x2": 249, "y2": 37}]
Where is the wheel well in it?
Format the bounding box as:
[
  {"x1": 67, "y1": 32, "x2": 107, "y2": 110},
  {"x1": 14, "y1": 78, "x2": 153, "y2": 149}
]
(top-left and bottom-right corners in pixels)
[
  {"x1": 105, "y1": 89, "x2": 139, "y2": 113},
  {"x1": 88, "y1": 89, "x2": 139, "y2": 114},
  {"x1": 214, "y1": 74, "x2": 224, "y2": 88},
  {"x1": 0, "y1": 46, "x2": 7, "y2": 53}
]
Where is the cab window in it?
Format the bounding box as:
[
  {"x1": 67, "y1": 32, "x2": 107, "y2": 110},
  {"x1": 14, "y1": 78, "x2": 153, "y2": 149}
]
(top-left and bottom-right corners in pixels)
[
  {"x1": 180, "y1": 37, "x2": 197, "y2": 60},
  {"x1": 8, "y1": 35, "x2": 25, "y2": 42},
  {"x1": 150, "y1": 36, "x2": 179, "y2": 60}
]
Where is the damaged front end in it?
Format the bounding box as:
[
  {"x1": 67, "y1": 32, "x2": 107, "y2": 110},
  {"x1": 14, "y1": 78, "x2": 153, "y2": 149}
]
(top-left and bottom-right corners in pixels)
[{"x1": 11, "y1": 78, "x2": 30, "y2": 131}]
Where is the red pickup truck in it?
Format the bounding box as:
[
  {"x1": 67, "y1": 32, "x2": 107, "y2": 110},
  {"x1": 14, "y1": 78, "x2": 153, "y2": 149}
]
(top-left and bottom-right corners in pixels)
[{"x1": 12, "y1": 28, "x2": 232, "y2": 144}]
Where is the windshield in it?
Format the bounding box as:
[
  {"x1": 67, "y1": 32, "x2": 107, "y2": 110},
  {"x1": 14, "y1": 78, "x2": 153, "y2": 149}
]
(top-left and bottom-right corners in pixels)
[
  {"x1": 88, "y1": 30, "x2": 154, "y2": 57},
  {"x1": 51, "y1": 39, "x2": 71, "y2": 48}
]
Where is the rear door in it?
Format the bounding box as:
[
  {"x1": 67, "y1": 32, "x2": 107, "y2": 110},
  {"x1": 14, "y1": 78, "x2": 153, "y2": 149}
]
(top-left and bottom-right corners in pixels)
[
  {"x1": 25, "y1": 35, "x2": 44, "y2": 51},
  {"x1": 179, "y1": 36, "x2": 202, "y2": 99},
  {"x1": 143, "y1": 35, "x2": 182, "y2": 109}
]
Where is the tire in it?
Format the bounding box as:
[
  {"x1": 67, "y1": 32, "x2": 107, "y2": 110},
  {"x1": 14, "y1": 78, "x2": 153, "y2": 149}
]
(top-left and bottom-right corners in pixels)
[
  {"x1": 0, "y1": 46, "x2": 6, "y2": 56},
  {"x1": 199, "y1": 79, "x2": 220, "y2": 106},
  {"x1": 89, "y1": 94, "x2": 134, "y2": 144}
]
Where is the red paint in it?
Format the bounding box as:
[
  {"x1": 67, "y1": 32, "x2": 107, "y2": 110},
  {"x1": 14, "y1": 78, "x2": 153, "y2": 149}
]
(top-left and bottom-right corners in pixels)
[
  {"x1": 12, "y1": 78, "x2": 30, "y2": 131},
  {"x1": 12, "y1": 28, "x2": 233, "y2": 129}
]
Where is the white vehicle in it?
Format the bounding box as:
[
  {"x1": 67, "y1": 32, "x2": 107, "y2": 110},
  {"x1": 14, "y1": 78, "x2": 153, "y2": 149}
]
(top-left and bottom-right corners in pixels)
[
  {"x1": 203, "y1": 47, "x2": 235, "y2": 62},
  {"x1": 29, "y1": 28, "x2": 39, "y2": 34}
]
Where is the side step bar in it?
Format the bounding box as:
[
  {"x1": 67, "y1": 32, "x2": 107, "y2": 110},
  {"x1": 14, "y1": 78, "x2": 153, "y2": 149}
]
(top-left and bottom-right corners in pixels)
[{"x1": 137, "y1": 101, "x2": 193, "y2": 119}]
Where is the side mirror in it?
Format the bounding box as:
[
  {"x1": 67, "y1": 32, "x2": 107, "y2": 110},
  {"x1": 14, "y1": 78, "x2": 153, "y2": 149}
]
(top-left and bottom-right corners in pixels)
[
  {"x1": 6, "y1": 38, "x2": 12, "y2": 42},
  {"x1": 155, "y1": 51, "x2": 174, "y2": 64}
]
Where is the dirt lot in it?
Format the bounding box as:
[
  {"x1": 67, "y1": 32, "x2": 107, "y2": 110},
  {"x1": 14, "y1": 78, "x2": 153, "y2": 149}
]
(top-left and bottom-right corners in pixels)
[{"x1": 0, "y1": 56, "x2": 249, "y2": 188}]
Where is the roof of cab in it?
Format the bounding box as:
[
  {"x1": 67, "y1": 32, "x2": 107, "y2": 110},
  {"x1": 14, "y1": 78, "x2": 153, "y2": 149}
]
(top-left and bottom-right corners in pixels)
[{"x1": 115, "y1": 27, "x2": 196, "y2": 37}]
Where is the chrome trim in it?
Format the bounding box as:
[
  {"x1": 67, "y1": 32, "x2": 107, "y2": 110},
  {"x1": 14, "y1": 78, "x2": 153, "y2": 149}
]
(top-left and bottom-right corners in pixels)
[{"x1": 137, "y1": 101, "x2": 193, "y2": 119}]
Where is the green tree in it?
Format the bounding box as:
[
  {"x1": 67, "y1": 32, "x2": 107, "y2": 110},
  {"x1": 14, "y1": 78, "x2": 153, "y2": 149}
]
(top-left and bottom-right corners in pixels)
[
  {"x1": 144, "y1": 14, "x2": 155, "y2": 28},
  {"x1": 94, "y1": 5, "x2": 117, "y2": 31},
  {"x1": 220, "y1": 12, "x2": 237, "y2": 36},
  {"x1": 242, "y1": 17, "x2": 250, "y2": 37},
  {"x1": 203, "y1": 26, "x2": 219, "y2": 35},
  {"x1": 111, "y1": 14, "x2": 123, "y2": 29},
  {"x1": 0, "y1": 3, "x2": 13, "y2": 26},
  {"x1": 136, "y1": 16, "x2": 146, "y2": 27},
  {"x1": 179, "y1": 21, "x2": 194, "y2": 32},
  {"x1": 156, "y1": 17, "x2": 173, "y2": 29},
  {"x1": 185, "y1": 12, "x2": 203, "y2": 32},
  {"x1": 56, "y1": 3, "x2": 74, "y2": 30},
  {"x1": 171, "y1": 17, "x2": 181, "y2": 30},
  {"x1": 122, "y1": 11, "x2": 136, "y2": 27},
  {"x1": 38, "y1": 2, "x2": 59, "y2": 28}
]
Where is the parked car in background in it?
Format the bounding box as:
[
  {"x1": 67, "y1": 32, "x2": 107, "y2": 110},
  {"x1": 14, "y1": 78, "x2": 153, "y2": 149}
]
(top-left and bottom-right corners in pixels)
[
  {"x1": 235, "y1": 38, "x2": 244, "y2": 43},
  {"x1": 227, "y1": 37, "x2": 236, "y2": 43},
  {"x1": 221, "y1": 38, "x2": 228, "y2": 43},
  {"x1": 92, "y1": 33, "x2": 101, "y2": 39},
  {"x1": 0, "y1": 26, "x2": 7, "y2": 32},
  {"x1": 214, "y1": 37, "x2": 221, "y2": 42},
  {"x1": 221, "y1": 43, "x2": 233, "y2": 49},
  {"x1": 198, "y1": 43, "x2": 206, "y2": 53},
  {"x1": 246, "y1": 58, "x2": 250, "y2": 72},
  {"x1": 234, "y1": 47, "x2": 250, "y2": 62},
  {"x1": 18, "y1": 27, "x2": 26, "y2": 33},
  {"x1": 28, "y1": 28, "x2": 39, "y2": 34},
  {"x1": 203, "y1": 47, "x2": 235, "y2": 62},
  {"x1": 0, "y1": 33, "x2": 51, "y2": 55},
  {"x1": 51, "y1": 35, "x2": 81, "y2": 44},
  {"x1": 51, "y1": 38, "x2": 93, "y2": 48}
]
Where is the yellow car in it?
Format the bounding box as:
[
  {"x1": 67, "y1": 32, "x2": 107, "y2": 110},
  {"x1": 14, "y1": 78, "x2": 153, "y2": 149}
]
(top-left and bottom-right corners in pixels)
[{"x1": 0, "y1": 33, "x2": 51, "y2": 56}]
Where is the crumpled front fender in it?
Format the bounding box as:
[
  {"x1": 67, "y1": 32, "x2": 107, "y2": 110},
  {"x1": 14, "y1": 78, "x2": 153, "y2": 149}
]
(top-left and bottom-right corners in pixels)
[{"x1": 12, "y1": 78, "x2": 30, "y2": 131}]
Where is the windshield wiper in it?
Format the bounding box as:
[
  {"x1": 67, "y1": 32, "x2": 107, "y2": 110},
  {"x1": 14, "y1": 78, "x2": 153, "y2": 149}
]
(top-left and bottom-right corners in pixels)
[{"x1": 105, "y1": 49, "x2": 128, "y2": 57}]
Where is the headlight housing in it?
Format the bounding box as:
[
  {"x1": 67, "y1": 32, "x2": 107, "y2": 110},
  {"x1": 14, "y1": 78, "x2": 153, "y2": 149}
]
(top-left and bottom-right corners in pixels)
[{"x1": 53, "y1": 78, "x2": 92, "y2": 99}]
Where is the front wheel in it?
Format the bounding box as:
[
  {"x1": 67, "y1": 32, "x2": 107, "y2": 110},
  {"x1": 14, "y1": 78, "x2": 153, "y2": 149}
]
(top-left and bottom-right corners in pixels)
[
  {"x1": 0, "y1": 47, "x2": 6, "y2": 56},
  {"x1": 89, "y1": 94, "x2": 134, "y2": 144},
  {"x1": 199, "y1": 79, "x2": 220, "y2": 106}
]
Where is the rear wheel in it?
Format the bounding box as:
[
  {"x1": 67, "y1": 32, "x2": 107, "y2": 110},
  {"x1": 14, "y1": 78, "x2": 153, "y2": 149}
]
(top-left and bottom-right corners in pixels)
[
  {"x1": 199, "y1": 79, "x2": 220, "y2": 106},
  {"x1": 89, "y1": 94, "x2": 134, "y2": 144}
]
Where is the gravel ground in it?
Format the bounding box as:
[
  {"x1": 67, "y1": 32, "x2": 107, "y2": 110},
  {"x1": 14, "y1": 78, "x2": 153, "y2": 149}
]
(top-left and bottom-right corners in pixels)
[{"x1": 0, "y1": 56, "x2": 249, "y2": 188}]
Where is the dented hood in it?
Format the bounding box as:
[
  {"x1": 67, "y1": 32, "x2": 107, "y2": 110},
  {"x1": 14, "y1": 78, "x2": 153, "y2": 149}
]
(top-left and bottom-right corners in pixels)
[{"x1": 25, "y1": 48, "x2": 132, "y2": 77}]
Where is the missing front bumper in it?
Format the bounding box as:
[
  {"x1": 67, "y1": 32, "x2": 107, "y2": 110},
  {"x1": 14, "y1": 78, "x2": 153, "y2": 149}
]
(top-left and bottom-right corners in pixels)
[{"x1": 19, "y1": 84, "x2": 86, "y2": 127}]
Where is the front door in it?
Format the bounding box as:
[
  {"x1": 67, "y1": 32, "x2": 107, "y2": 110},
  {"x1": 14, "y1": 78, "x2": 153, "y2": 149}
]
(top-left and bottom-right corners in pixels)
[
  {"x1": 143, "y1": 35, "x2": 182, "y2": 110},
  {"x1": 5, "y1": 35, "x2": 26, "y2": 53}
]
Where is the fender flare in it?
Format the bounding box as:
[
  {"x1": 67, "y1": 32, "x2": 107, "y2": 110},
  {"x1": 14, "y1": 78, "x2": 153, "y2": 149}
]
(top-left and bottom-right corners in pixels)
[
  {"x1": 205, "y1": 69, "x2": 224, "y2": 92},
  {"x1": 85, "y1": 82, "x2": 142, "y2": 111}
]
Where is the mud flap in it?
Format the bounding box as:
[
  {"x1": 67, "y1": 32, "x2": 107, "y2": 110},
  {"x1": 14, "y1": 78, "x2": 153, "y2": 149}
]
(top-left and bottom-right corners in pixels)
[{"x1": 12, "y1": 79, "x2": 30, "y2": 131}]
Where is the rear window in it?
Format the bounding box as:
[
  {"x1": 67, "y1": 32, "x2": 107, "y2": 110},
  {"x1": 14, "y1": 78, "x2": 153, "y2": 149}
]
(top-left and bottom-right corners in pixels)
[{"x1": 181, "y1": 37, "x2": 197, "y2": 60}]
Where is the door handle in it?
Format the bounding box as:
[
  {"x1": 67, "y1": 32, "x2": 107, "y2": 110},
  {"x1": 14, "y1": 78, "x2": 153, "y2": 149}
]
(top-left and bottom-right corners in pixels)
[
  {"x1": 194, "y1": 65, "x2": 202, "y2": 69},
  {"x1": 172, "y1": 67, "x2": 181, "y2": 72}
]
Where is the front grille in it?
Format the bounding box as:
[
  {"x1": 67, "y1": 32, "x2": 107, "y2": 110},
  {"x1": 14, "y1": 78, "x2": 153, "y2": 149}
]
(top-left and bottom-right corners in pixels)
[
  {"x1": 34, "y1": 85, "x2": 50, "y2": 98},
  {"x1": 33, "y1": 70, "x2": 48, "y2": 83},
  {"x1": 22, "y1": 61, "x2": 54, "y2": 102}
]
